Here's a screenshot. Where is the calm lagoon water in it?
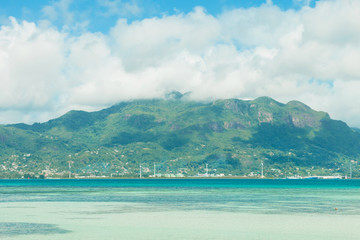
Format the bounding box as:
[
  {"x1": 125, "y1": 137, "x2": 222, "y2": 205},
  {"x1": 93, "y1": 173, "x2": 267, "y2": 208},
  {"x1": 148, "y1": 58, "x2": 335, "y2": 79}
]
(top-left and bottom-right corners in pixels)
[{"x1": 1, "y1": 179, "x2": 360, "y2": 239}]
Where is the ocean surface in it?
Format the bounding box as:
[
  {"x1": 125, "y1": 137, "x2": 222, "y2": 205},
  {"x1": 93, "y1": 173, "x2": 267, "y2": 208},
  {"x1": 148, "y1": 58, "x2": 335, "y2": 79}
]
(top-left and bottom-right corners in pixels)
[{"x1": 1, "y1": 179, "x2": 360, "y2": 239}]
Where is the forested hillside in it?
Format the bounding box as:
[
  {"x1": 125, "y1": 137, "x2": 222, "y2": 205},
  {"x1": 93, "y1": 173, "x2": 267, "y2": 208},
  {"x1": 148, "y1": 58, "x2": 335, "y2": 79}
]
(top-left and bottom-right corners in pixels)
[{"x1": 1, "y1": 94, "x2": 359, "y2": 178}]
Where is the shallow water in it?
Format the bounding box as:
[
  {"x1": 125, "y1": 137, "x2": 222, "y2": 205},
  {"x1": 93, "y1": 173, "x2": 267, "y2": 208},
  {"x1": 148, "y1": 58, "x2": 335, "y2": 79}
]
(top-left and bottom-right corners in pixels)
[{"x1": 1, "y1": 179, "x2": 360, "y2": 239}]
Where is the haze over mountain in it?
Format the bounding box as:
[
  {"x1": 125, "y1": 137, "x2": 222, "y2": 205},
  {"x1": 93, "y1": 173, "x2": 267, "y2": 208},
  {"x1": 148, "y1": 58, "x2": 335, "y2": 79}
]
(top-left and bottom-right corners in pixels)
[{"x1": 1, "y1": 94, "x2": 359, "y2": 178}]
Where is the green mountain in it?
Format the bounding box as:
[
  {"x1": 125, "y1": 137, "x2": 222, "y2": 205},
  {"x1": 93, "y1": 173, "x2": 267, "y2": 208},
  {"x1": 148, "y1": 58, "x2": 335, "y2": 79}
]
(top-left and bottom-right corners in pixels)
[{"x1": 1, "y1": 95, "x2": 359, "y2": 178}]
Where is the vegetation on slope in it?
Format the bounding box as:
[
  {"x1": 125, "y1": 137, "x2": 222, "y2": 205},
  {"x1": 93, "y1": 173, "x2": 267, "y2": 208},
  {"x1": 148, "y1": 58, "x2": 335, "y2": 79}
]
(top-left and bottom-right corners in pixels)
[{"x1": 1, "y1": 94, "x2": 359, "y2": 178}]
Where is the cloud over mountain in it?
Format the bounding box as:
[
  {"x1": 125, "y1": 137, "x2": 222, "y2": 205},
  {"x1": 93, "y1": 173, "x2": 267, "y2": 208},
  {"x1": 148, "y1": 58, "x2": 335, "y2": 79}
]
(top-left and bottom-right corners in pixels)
[{"x1": 1, "y1": 0, "x2": 360, "y2": 126}]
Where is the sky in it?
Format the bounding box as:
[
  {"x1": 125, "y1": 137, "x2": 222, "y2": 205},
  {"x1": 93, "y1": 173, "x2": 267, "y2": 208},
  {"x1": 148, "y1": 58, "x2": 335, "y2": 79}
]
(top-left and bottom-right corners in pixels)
[{"x1": 1, "y1": 0, "x2": 360, "y2": 127}]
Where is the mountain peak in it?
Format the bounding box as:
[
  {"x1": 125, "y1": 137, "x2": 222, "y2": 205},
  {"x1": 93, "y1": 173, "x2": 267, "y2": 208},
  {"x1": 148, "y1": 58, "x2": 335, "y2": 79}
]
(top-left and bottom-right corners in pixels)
[
  {"x1": 286, "y1": 100, "x2": 311, "y2": 110},
  {"x1": 165, "y1": 91, "x2": 184, "y2": 100},
  {"x1": 164, "y1": 91, "x2": 191, "y2": 100},
  {"x1": 1, "y1": 96, "x2": 359, "y2": 178},
  {"x1": 252, "y1": 96, "x2": 283, "y2": 106}
]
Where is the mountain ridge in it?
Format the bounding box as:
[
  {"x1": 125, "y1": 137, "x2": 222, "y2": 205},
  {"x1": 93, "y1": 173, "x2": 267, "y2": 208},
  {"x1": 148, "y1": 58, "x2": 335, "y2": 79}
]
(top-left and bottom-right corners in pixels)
[{"x1": 1, "y1": 96, "x2": 359, "y2": 178}]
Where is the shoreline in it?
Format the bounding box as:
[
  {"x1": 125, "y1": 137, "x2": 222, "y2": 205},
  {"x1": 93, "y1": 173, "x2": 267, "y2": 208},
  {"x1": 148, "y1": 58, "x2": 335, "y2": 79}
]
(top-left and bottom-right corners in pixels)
[{"x1": 0, "y1": 176, "x2": 356, "y2": 180}]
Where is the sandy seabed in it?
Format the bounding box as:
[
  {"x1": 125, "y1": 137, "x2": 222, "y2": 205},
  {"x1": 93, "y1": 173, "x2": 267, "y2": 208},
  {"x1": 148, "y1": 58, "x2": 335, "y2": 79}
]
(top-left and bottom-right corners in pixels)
[{"x1": 1, "y1": 201, "x2": 359, "y2": 240}]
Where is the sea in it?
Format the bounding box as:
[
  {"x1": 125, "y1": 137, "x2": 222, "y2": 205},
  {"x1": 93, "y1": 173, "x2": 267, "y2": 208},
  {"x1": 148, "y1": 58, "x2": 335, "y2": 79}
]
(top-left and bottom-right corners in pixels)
[{"x1": 0, "y1": 179, "x2": 360, "y2": 240}]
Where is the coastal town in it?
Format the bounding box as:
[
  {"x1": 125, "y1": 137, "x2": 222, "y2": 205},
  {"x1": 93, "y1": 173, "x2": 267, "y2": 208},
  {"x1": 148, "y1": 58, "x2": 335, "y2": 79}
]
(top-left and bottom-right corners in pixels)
[{"x1": 0, "y1": 151, "x2": 354, "y2": 179}]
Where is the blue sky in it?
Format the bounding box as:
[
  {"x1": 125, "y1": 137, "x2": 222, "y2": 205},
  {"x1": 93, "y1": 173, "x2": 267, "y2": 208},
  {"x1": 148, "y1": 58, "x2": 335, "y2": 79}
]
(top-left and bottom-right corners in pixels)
[
  {"x1": 1, "y1": 0, "x2": 360, "y2": 127},
  {"x1": 1, "y1": 0, "x2": 318, "y2": 33}
]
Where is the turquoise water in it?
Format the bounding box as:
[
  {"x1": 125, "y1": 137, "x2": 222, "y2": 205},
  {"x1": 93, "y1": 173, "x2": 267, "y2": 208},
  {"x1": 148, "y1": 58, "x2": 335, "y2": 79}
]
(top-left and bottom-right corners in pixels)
[{"x1": 1, "y1": 179, "x2": 360, "y2": 239}]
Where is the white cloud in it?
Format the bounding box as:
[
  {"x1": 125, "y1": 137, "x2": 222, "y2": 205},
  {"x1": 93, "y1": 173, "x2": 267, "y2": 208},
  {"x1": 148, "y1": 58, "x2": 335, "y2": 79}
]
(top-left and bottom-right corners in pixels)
[
  {"x1": 1, "y1": 0, "x2": 360, "y2": 127},
  {"x1": 41, "y1": 0, "x2": 90, "y2": 33},
  {"x1": 0, "y1": 18, "x2": 65, "y2": 111},
  {"x1": 98, "y1": 0, "x2": 142, "y2": 17},
  {"x1": 42, "y1": 0, "x2": 74, "y2": 25},
  {"x1": 219, "y1": 4, "x2": 300, "y2": 48},
  {"x1": 110, "y1": 7, "x2": 220, "y2": 70}
]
